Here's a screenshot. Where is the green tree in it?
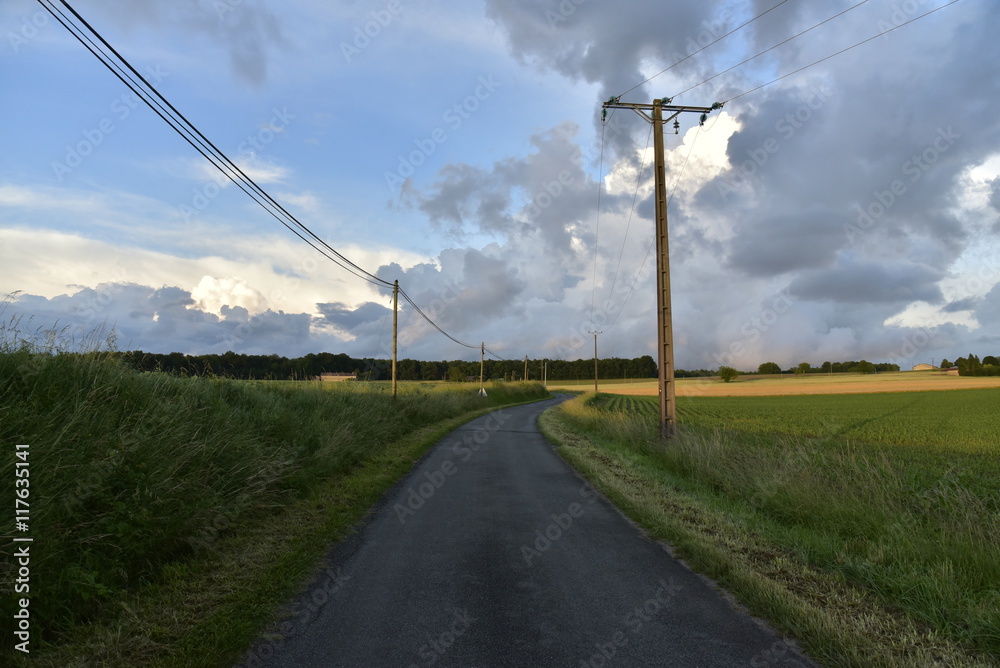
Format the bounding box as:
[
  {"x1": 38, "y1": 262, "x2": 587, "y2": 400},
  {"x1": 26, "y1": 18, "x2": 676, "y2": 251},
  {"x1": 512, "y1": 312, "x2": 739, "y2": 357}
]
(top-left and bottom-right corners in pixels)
[
  {"x1": 757, "y1": 361, "x2": 781, "y2": 375},
  {"x1": 982, "y1": 355, "x2": 998, "y2": 367},
  {"x1": 795, "y1": 362, "x2": 811, "y2": 375},
  {"x1": 856, "y1": 360, "x2": 876, "y2": 374},
  {"x1": 718, "y1": 366, "x2": 739, "y2": 382},
  {"x1": 940, "y1": 358, "x2": 951, "y2": 369}
]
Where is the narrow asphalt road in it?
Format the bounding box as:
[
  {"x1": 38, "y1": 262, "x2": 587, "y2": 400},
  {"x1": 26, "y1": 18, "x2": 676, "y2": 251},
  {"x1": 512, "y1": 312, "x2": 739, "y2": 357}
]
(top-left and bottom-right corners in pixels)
[{"x1": 244, "y1": 395, "x2": 813, "y2": 667}]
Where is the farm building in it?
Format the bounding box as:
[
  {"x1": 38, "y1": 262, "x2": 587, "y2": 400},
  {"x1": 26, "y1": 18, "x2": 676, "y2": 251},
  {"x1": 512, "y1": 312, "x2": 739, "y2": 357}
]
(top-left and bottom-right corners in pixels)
[
  {"x1": 912, "y1": 363, "x2": 938, "y2": 371},
  {"x1": 316, "y1": 372, "x2": 355, "y2": 382}
]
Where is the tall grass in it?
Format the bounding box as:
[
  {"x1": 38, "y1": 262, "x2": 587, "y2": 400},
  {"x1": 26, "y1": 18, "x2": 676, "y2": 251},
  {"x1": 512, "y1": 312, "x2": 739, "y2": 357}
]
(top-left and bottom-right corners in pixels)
[
  {"x1": 554, "y1": 394, "x2": 1000, "y2": 663},
  {"x1": 0, "y1": 311, "x2": 546, "y2": 654}
]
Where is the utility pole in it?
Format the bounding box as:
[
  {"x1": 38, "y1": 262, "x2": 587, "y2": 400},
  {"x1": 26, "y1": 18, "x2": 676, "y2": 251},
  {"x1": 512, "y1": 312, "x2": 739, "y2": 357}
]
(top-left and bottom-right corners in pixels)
[
  {"x1": 543, "y1": 360, "x2": 547, "y2": 387},
  {"x1": 524, "y1": 355, "x2": 528, "y2": 382},
  {"x1": 591, "y1": 331, "x2": 600, "y2": 393},
  {"x1": 391, "y1": 279, "x2": 399, "y2": 399},
  {"x1": 602, "y1": 97, "x2": 720, "y2": 438},
  {"x1": 479, "y1": 342, "x2": 487, "y2": 397}
]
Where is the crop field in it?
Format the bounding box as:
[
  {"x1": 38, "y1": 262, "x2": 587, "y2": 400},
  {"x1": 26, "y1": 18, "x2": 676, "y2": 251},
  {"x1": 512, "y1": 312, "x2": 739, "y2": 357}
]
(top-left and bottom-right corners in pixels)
[
  {"x1": 600, "y1": 388, "x2": 1000, "y2": 451},
  {"x1": 555, "y1": 371, "x2": 1000, "y2": 397},
  {"x1": 550, "y1": 388, "x2": 1000, "y2": 665}
]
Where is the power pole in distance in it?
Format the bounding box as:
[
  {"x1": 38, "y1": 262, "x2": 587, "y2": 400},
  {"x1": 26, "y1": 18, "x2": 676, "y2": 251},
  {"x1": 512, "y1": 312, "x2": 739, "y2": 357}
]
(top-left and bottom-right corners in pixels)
[
  {"x1": 479, "y1": 342, "x2": 487, "y2": 397},
  {"x1": 590, "y1": 330, "x2": 601, "y2": 393},
  {"x1": 392, "y1": 279, "x2": 399, "y2": 400},
  {"x1": 524, "y1": 355, "x2": 528, "y2": 382},
  {"x1": 601, "y1": 97, "x2": 721, "y2": 438}
]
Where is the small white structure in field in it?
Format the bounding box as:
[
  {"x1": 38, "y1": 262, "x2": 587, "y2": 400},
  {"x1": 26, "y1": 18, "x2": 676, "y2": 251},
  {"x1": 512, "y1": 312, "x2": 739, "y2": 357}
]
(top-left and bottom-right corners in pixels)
[{"x1": 317, "y1": 372, "x2": 355, "y2": 382}]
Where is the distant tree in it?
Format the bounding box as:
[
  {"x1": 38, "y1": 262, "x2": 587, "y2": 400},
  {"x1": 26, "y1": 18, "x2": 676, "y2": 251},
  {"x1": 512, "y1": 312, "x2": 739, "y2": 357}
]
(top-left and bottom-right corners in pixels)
[
  {"x1": 983, "y1": 355, "x2": 998, "y2": 367},
  {"x1": 758, "y1": 362, "x2": 781, "y2": 375},
  {"x1": 856, "y1": 360, "x2": 876, "y2": 374},
  {"x1": 795, "y1": 362, "x2": 811, "y2": 375},
  {"x1": 447, "y1": 365, "x2": 466, "y2": 382},
  {"x1": 940, "y1": 358, "x2": 951, "y2": 369},
  {"x1": 821, "y1": 361, "x2": 832, "y2": 373},
  {"x1": 718, "y1": 366, "x2": 739, "y2": 382}
]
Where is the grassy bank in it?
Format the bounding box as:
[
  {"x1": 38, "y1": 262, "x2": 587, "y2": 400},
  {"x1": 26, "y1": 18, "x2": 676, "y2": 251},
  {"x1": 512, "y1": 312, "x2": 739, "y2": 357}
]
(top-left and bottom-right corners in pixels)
[
  {"x1": 0, "y1": 337, "x2": 547, "y2": 666},
  {"x1": 541, "y1": 393, "x2": 999, "y2": 667}
]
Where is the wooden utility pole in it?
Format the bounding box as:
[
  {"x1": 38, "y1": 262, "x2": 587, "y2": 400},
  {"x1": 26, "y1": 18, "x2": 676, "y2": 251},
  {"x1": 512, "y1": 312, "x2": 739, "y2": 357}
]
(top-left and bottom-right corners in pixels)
[
  {"x1": 479, "y1": 342, "x2": 486, "y2": 396},
  {"x1": 601, "y1": 97, "x2": 720, "y2": 438},
  {"x1": 593, "y1": 332, "x2": 599, "y2": 393},
  {"x1": 524, "y1": 355, "x2": 528, "y2": 382},
  {"x1": 391, "y1": 279, "x2": 399, "y2": 399}
]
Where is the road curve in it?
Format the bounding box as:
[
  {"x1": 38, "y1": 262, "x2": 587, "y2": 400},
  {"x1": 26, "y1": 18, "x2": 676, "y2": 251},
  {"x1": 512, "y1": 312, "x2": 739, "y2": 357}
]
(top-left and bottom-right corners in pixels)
[{"x1": 243, "y1": 395, "x2": 813, "y2": 668}]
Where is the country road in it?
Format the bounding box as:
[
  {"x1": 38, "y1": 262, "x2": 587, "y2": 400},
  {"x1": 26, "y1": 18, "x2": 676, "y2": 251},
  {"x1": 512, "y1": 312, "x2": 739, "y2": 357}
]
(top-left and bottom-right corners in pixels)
[{"x1": 243, "y1": 395, "x2": 814, "y2": 667}]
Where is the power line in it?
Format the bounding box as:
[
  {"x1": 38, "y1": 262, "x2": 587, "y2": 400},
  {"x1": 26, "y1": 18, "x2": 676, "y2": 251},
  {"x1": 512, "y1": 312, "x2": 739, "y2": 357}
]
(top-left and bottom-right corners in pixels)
[
  {"x1": 618, "y1": 0, "x2": 796, "y2": 99},
  {"x1": 601, "y1": 122, "x2": 653, "y2": 328},
  {"x1": 398, "y1": 288, "x2": 479, "y2": 350},
  {"x1": 723, "y1": 0, "x2": 963, "y2": 104},
  {"x1": 39, "y1": 0, "x2": 393, "y2": 289},
  {"x1": 603, "y1": 124, "x2": 702, "y2": 332},
  {"x1": 42, "y1": 0, "x2": 508, "y2": 360},
  {"x1": 672, "y1": 0, "x2": 872, "y2": 101},
  {"x1": 589, "y1": 122, "x2": 607, "y2": 330}
]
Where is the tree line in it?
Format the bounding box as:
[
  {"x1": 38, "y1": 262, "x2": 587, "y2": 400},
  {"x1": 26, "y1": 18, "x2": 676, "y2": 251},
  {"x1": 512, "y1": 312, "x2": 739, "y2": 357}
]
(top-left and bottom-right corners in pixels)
[
  {"x1": 951, "y1": 354, "x2": 1000, "y2": 376},
  {"x1": 114, "y1": 350, "x2": 659, "y2": 382}
]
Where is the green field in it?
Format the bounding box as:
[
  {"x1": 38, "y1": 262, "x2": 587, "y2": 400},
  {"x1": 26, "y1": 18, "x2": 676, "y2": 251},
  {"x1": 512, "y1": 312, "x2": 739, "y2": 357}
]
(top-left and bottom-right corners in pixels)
[
  {"x1": 545, "y1": 390, "x2": 1000, "y2": 667},
  {"x1": 602, "y1": 389, "x2": 1000, "y2": 450}
]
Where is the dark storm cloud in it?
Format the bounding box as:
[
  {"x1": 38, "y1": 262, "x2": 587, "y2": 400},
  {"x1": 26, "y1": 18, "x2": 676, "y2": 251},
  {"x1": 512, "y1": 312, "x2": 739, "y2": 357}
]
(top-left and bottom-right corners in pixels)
[
  {"x1": 989, "y1": 177, "x2": 1000, "y2": 212},
  {"x1": 317, "y1": 301, "x2": 392, "y2": 330},
  {"x1": 789, "y1": 257, "x2": 943, "y2": 305},
  {"x1": 942, "y1": 296, "x2": 979, "y2": 314},
  {"x1": 89, "y1": 0, "x2": 287, "y2": 86},
  {"x1": 11, "y1": 284, "x2": 317, "y2": 355},
  {"x1": 727, "y1": 211, "x2": 844, "y2": 277},
  {"x1": 416, "y1": 123, "x2": 601, "y2": 260}
]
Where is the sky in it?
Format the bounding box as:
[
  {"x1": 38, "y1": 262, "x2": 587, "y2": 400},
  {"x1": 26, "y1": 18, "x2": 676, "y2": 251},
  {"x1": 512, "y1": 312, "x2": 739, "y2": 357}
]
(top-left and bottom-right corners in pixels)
[{"x1": 1, "y1": 0, "x2": 998, "y2": 370}]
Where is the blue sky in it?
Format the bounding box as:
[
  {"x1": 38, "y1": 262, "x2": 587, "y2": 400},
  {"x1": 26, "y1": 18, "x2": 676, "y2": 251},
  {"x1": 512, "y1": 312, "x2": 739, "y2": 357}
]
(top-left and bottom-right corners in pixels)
[{"x1": 2, "y1": 0, "x2": 998, "y2": 369}]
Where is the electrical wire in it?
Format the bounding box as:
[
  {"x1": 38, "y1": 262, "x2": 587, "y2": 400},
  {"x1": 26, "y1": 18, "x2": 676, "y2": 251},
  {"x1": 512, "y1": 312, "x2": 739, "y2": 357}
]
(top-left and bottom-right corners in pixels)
[
  {"x1": 600, "y1": 123, "x2": 652, "y2": 328},
  {"x1": 39, "y1": 0, "x2": 393, "y2": 289},
  {"x1": 617, "y1": 0, "x2": 795, "y2": 99},
  {"x1": 398, "y1": 288, "x2": 478, "y2": 349},
  {"x1": 722, "y1": 0, "x2": 963, "y2": 104},
  {"x1": 589, "y1": 123, "x2": 606, "y2": 331},
  {"x1": 672, "y1": 0, "x2": 872, "y2": 101},
  {"x1": 603, "y1": 125, "x2": 702, "y2": 332}
]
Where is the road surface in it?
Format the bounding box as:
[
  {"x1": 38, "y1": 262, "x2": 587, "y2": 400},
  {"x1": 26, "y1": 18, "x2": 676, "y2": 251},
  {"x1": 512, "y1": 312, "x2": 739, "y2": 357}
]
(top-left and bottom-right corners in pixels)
[{"x1": 243, "y1": 395, "x2": 813, "y2": 667}]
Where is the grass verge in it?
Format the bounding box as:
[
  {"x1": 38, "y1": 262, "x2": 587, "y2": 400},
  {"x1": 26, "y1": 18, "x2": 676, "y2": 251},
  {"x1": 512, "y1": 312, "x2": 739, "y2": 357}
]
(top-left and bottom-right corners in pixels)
[
  {"x1": 0, "y1": 323, "x2": 548, "y2": 666},
  {"x1": 539, "y1": 394, "x2": 999, "y2": 668}
]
